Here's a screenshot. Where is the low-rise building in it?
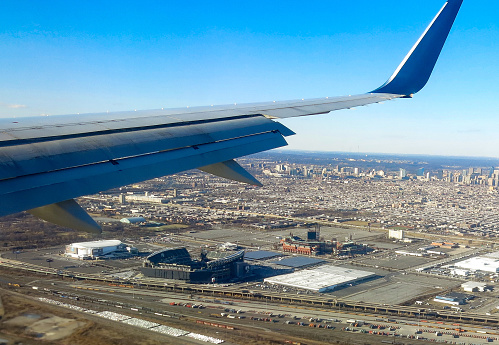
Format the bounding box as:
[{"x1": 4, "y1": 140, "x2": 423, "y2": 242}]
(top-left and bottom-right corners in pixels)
[
  {"x1": 264, "y1": 265, "x2": 376, "y2": 293},
  {"x1": 433, "y1": 292, "x2": 470, "y2": 305},
  {"x1": 455, "y1": 256, "x2": 499, "y2": 274},
  {"x1": 120, "y1": 217, "x2": 146, "y2": 224},
  {"x1": 461, "y1": 282, "x2": 489, "y2": 292},
  {"x1": 65, "y1": 240, "x2": 125, "y2": 259}
]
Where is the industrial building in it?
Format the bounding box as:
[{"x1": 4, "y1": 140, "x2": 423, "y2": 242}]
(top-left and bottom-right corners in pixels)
[
  {"x1": 431, "y1": 241, "x2": 459, "y2": 249},
  {"x1": 454, "y1": 255, "x2": 499, "y2": 274},
  {"x1": 264, "y1": 265, "x2": 376, "y2": 293},
  {"x1": 395, "y1": 250, "x2": 426, "y2": 257},
  {"x1": 272, "y1": 257, "x2": 325, "y2": 268},
  {"x1": 244, "y1": 251, "x2": 282, "y2": 261},
  {"x1": 140, "y1": 247, "x2": 247, "y2": 283},
  {"x1": 461, "y1": 282, "x2": 489, "y2": 292},
  {"x1": 433, "y1": 292, "x2": 471, "y2": 305},
  {"x1": 65, "y1": 240, "x2": 135, "y2": 260}
]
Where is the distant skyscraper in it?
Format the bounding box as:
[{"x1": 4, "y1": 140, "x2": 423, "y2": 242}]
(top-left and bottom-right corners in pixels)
[
  {"x1": 399, "y1": 168, "x2": 407, "y2": 178},
  {"x1": 276, "y1": 164, "x2": 285, "y2": 172}
]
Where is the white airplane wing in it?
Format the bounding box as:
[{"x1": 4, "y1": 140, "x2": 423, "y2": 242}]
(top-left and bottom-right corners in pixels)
[{"x1": 0, "y1": 0, "x2": 463, "y2": 232}]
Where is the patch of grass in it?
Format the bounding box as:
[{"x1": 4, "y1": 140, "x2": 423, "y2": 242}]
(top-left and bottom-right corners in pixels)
[
  {"x1": 152, "y1": 224, "x2": 189, "y2": 232},
  {"x1": 344, "y1": 221, "x2": 369, "y2": 227}
]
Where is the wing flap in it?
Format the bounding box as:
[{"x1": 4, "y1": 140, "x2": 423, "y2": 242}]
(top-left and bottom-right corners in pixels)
[
  {"x1": 199, "y1": 160, "x2": 262, "y2": 187},
  {"x1": 28, "y1": 199, "x2": 102, "y2": 233},
  {"x1": 0, "y1": 131, "x2": 287, "y2": 216}
]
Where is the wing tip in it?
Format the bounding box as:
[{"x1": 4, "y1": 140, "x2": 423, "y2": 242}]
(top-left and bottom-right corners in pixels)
[{"x1": 371, "y1": 0, "x2": 463, "y2": 96}]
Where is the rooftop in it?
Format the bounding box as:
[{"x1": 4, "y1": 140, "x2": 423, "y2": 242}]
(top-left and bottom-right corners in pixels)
[
  {"x1": 264, "y1": 265, "x2": 375, "y2": 292},
  {"x1": 70, "y1": 240, "x2": 122, "y2": 248}
]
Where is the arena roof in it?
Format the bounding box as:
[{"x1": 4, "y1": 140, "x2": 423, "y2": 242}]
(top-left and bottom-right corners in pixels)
[
  {"x1": 70, "y1": 240, "x2": 122, "y2": 248},
  {"x1": 244, "y1": 251, "x2": 282, "y2": 261},
  {"x1": 271, "y1": 257, "x2": 325, "y2": 268},
  {"x1": 146, "y1": 247, "x2": 192, "y2": 265},
  {"x1": 264, "y1": 265, "x2": 376, "y2": 293},
  {"x1": 207, "y1": 250, "x2": 244, "y2": 269}
]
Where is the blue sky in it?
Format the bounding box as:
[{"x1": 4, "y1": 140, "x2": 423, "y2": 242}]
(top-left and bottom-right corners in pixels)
[{"x1": 1, "y1": 1, "x2": 498, "y2": 157}]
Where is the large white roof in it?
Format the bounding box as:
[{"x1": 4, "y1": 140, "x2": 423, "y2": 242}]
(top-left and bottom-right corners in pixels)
[
  {"x1": 484, "y1": 251, "x2": 499, "y2": 259},
  {"x1": 264, "y1": 265, "x2": 375, "y2": 292},
  {"x1": 461, "y1": 281, "x2": 487, "y2": 288},
  {"x1": 455, "y1": 256, "x2": 499, "y2": 273},
  {"x1": 70, "y1": 240, "x2": 122, "y2": 248}
]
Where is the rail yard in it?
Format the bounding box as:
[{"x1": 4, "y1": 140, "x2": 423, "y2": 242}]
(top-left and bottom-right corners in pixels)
[{"x1": 3, "y1": 223, "x2": 499, "y2": 345}]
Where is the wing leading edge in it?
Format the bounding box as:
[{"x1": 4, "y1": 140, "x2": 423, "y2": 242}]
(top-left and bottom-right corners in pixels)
[{"x1": 0, "y1": 0, "x2": 463, "y2": 232}]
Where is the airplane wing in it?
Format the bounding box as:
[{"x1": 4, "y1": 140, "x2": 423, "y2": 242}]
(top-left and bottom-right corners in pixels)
[{"x1": 0, "y1": 0, "x2": 463, "y2": 232}]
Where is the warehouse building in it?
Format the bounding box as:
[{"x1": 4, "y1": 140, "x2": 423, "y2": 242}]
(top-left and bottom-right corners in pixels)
[
  {"x1": 433, "y1": 292, "x2": 471, "y2": 305},
  {"x1": 454, "y1": 255, "x2": 499, "y2": 274},
  {"x1": 264, "y1": 265, "x2": 376, "y2": 293},
  {"x1": 461, "y1": 282, "x2": 489, "y2": 292},
  {"x1": 65, "y1": 240, "x2": 130, "y2": 259}
]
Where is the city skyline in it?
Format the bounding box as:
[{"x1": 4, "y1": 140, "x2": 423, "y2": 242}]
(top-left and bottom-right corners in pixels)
[{"x1": 1, "y1": 1, "x2": 498, "y2": 157}]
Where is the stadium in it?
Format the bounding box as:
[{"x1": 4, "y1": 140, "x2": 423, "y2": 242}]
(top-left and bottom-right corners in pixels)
[{"x1": 140, "y1": 247, "x2": 247, "y2": 283}]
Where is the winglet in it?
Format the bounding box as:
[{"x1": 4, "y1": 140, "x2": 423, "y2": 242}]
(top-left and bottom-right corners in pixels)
[{"x1": 372, "y1": 0, "x2": 463, "y2": 96}]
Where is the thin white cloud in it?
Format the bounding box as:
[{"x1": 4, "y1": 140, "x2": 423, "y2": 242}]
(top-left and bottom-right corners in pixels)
[
  {"x1": 8, "y1": 104, "x2": 27, "y2": 109},
  {"x1": 0, "y1": 102, "x2": 27, "y2": 109}
]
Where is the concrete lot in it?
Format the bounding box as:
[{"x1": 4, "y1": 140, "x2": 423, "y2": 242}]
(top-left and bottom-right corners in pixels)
[
  {"x1": 1, "y1": 225, "x2": 491, "y2": 312},
  {"x1": 343, "y1": 281, "x2": 438, "y2": 305},
  {"x1": 183, "y1": 226, "x2": 386, "y2": 249},
  {"x1": 358, "y1": 255, "x2": 435, "y2": 270}
]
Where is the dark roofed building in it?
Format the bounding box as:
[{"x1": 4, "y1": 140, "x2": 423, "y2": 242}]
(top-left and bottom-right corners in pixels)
[{"x1": 272, "y1": 257, "x2": 325, "y2": 268}]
